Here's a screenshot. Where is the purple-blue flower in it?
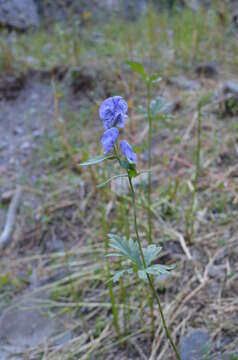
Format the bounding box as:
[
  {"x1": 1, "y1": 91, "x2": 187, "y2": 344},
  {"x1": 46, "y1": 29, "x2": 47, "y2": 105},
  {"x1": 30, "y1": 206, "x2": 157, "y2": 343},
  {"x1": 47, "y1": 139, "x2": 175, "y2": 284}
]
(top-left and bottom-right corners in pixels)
[
  {"x1": 99, "y1": 96, "x2": 128, "y2": 130},
  {"x1": 120, "y1": 140, "x2": 136, "y2": 164},
  {"x1": 101, "y1": 127, "x2": 119, "y2": 154}
]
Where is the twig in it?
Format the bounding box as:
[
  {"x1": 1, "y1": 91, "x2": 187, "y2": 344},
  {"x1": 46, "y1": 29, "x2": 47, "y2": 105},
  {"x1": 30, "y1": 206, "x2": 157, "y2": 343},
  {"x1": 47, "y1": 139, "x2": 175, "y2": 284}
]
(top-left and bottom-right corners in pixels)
[{"x1": 0, "y1": 187, "x2": 22, "y2": 248}]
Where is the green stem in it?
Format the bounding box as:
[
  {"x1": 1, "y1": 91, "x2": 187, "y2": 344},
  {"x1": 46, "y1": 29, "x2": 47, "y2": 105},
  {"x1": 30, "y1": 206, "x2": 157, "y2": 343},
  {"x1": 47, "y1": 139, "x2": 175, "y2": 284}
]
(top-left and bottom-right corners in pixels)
[
  {"x1": 147, "y1": 82, "x2": 153, "y2": 245},
  {"x1": 128, "y1": 176, "x2": 147, "y2": 268},
  {"x1": 187, "y1": 104, "x2": 202, "y2": 243},
  {"x1": 146, "y1": 275, "x2": 182, "y2": 360},
  {"x1": 128, "y1": 175, "x2": 181, "y2": 360},
  {"x1": 195, "y1": 105, "x2": 201, "y2": 189},
  {"x1": 146, "y1": 82, "x2": 155, "y2": 337}
]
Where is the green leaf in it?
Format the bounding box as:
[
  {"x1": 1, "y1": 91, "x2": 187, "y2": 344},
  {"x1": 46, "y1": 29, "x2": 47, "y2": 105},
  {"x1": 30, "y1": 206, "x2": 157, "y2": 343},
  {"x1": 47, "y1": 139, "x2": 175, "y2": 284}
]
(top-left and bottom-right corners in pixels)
[
  {"x1": 80, "y1": 155, "x2": 115, "y2": 166},
  {"x1": 128, "y1": 167, "x2": 139, "y2": 178},
  {"x1": 108, "y1": 234, "x2": 143, "y2": 268},
  {"x1": 148, "y1": 73, "x2": 162, "y2": 84},
  {"x1": 128, "y1": 163, "x2": 139, "y2": 178},
  {"x1": 106, "y1": 253, "x2": 124, "y2": 258},
  {"x1": 137, "y1": 105, "x2": 147, "y2": 116},
  {"x1": 138, "y1": 270, "x2": 148, "y2": 281},
  {"x1": 150, "y1": 96, "x2": 166, "y2": 117},
  {"x1": 108, "y1": 235, "x2": 175, "y2": 282},
  {"x1": 0, "y1": 273, "x2": 9, "y2": 287},
  {"x1": 112, "y1": 268, "x2": 133, "y2": 282},
  {"x1": 143, "y1": 244, "x2": 162, "y2": 267},
  {"x1": 119, "y1": 159, "x2": 138, "y2": 178},
  {"x1": 127, "y1": 61, "x2": 147, "y2": 82},
  {"x1": 145, "y1": 264, "x2": 175, "y2": 276},
  {"x1": 97, "y1": 174, "x2": 127, "y2": 188},
  {"x1": 138, "y1": 263, "x2": 175, "y2": 282}
]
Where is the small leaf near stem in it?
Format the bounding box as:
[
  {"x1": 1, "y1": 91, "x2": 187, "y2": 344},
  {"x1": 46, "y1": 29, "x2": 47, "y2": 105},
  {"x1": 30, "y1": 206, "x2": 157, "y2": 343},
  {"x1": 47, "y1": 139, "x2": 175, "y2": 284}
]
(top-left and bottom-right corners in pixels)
[
  {"x1": 127, "y1": 61, "x2": 147, "y2": 82},
  {"x1": 80, "y1": 154, "x2": 116, "y2": 166}
]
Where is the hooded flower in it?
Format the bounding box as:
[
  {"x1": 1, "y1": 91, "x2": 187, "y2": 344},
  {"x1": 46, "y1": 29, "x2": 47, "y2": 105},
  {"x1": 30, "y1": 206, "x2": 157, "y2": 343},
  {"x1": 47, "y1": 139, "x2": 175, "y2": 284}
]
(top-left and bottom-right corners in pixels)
[
  {"x1": 99, "y1": 96, "x2": 128, "y2": 129},
  {"x1": 101, "y1": 127, "x2": 119, "y2": 154},
  {"x1": 120, "y1": 140, "x2": 136, "y2": 164}
]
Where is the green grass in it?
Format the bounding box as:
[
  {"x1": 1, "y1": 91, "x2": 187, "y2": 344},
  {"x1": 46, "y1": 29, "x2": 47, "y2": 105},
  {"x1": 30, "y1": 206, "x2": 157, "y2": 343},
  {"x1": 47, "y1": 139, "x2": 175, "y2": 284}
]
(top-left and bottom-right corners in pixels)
[{"x1": 0, "y1": 4, "x2": 235, "y2": 75}]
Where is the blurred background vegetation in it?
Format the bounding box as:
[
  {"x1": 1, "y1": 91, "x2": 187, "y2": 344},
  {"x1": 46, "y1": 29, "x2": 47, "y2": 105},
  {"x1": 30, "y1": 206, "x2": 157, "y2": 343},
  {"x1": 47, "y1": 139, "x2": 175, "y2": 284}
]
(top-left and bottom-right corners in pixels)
[{"x1": 0, "y1": 1, "x2": 238, "y2": 359}]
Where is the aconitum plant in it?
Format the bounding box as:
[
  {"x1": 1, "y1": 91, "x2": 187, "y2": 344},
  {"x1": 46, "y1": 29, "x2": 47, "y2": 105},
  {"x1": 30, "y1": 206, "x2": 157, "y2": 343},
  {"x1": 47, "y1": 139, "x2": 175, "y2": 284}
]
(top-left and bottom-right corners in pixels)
[{"x1": 81, "y1": 96, "x2": 181, "y2": 360}]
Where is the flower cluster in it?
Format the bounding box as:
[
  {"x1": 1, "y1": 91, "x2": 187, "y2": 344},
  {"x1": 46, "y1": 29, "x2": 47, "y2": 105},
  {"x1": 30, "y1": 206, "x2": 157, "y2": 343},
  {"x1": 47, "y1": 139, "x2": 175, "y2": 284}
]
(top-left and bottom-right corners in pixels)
[{"x1": 99, "y1": 96, "x2": 136, "y2": 164}]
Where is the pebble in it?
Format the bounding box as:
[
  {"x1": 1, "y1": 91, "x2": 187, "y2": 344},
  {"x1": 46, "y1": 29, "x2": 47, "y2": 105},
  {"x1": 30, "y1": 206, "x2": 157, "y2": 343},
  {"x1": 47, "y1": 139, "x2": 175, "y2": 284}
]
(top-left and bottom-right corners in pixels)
[{"x1": 179, "y1": 329, "x2": 210, "y2": 360}]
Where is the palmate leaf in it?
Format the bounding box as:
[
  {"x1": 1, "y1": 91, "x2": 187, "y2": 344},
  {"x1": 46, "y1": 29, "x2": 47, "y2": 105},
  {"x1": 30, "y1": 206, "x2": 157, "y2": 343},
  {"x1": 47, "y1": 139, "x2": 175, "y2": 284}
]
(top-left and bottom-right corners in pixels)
[
  {"x1": 108, "y1": 234, "x2": 175, "y2": 282},
  {"x1": 138, "y1": 97, "x2": 168, "y2": 119},
  {"x1": 108, "y1": 234, "x2": 143, "y2": 268},
  {"x1": 144, "y1": 264, "x2": 175, "y2": 276},
  {"x1": 138, "y1": 264, "x2": 175, "y2": 281},
  {"x1": 150, "y1": 96, "x2": 167, "y2": 117},
  {"x1": 80, "y1": 155, "x2": 115, "y2": 166}
]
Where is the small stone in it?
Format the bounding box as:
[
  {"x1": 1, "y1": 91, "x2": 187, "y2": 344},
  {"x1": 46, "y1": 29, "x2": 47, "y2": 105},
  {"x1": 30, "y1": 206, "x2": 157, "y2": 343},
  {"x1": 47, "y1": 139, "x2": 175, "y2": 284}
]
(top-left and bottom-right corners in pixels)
[
  {"x1": 20, "y1": 141, "x2": 31, "y2": 150},
  {"x1": 179, "y1": 329, "x2": 210, "y2": 360},
  {"x1": 0, "y1": 0, "x2": 39, "y2": 31},
  {"x1": 223, "y1": 81, "x2": 238, "y2": 95},
  {"x1": 0, "y1": 307, "x2": 57, "y2": 348},
  {"x1": 195, "y1": 62, "x2": 218, "y2": 78},
  {"x1": 207, "y1": 265, "x2": 226, "y2": 279},
  {"x1": 52, "y1": 330, "x2": 72, "y2": 346},
  {"x1": 1, "y1": 190, "x2": 15, "y2": 204}
]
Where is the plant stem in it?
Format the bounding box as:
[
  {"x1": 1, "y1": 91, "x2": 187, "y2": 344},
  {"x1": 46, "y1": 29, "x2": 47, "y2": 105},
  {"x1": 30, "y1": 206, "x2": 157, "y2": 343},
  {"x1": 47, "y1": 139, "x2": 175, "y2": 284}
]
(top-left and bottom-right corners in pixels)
[
  {"x1": 146, "y1": 81, "x2": 155, "y2": 337},
  {"x1": 128, "y1": 175, "x2": 181, "y2": 360},
  {"x1": 195, "y1": 104, "x2": 201, "y2": 189},
  {"x1": 147, "y1": 82, "x2": 153, "y2": 245},
  {"x1": 146, "y1": 275, "x2": 182, "y2": 360},
  {"x1": 128, "y1": 176, "x2": 147, "y2": 268},
  {"x1": 186, "y1": 104, "x2": 202, "y2": 243}
]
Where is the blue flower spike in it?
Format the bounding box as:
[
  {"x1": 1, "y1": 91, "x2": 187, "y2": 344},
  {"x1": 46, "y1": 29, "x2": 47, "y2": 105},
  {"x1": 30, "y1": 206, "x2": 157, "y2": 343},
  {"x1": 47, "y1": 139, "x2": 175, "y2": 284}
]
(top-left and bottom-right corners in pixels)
[
  {"x1": 101, "y1": 127, "x2": 119, "y2": 154},
  {"x1": 120, "y1": 140, "x2": 136, "y2": 164},
  {"x1": 99, "y1": 96, "x2": 128, "y2": 130}
]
